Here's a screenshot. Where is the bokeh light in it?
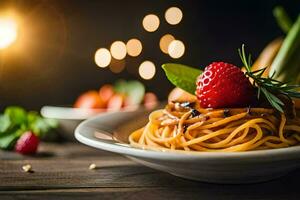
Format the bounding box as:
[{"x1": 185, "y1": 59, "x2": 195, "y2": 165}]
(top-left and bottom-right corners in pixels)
[
  {"x1": 0, "y1": 17, "x2": 18, "y2": 49},
  {"x1": 110, "y1": 41, "x2": 127, "y2": 60},
  {"x1": 159, "y1": 34, "x2": 175, "y2": 54},
  {"x1": 109, "y1": 58, "x2": 126, "y2": 73},
  {"x1": 94, "y1": 48, "x2": 111, "y2": 68},
  {"x1": 126, "y1": 38, "x2": 142, "y2": 57},
  {"x1": 168, "y1": 40, "x2": 185, "y2": 59},
  {"x1": 139, "y1": 61, "x2": 156, "y2": 80},
  {"x1": 165, "y1": 7, "x2": 183, "y2": 25},
  {"x1": 142, "y1": 14, "x2": 160, "y2": 32}
]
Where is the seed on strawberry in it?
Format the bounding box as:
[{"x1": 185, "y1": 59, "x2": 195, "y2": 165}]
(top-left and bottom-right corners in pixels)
[
  {"x1": 15, "y1": 131, "x2": 39, "y2": 155},
  {"x1": 196, "y1": 62, "x2": 255, "y2": 108}
]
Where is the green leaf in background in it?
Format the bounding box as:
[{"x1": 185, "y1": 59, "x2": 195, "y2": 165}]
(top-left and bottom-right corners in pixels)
[
  {"x1": 29, "y1": 116, "x2": 58, "y2": 137},
  {"x1": 0, "y1": 115, "x2": 11, "y2": 134},
  {"x1": 0, "y1": 129, "x2": 23, "y2": 150},
  {"x1": 270, "y1": 14, "x2": 300, "y2": 84},
  {"x1": 0, "y1": 107, "x2": 58, "y2": 150},
  {"x1": 44, "y1": 118, "x2": 58, "y2": 128},
  {"x1": 4, "y1": 106, "x2": 27, "y2": 126},
  {"x1": 114, "y1": 79, "x2": 128, "y2": 94},
  {"x1": 162, "y1": 63, "x2": 202, "y2": 95},
  {"x1": 273, "y1": 6, "x2": 293, "y2": 34},
  {"x1": 27, "y1": 111, "x2": 58, "y2": 137},
  {"x1": 125, "y1": 81, "x2": 145, "y2": 105},
  {"x1": 114, "y1": 80, "x2": 145, "y2": 105}
]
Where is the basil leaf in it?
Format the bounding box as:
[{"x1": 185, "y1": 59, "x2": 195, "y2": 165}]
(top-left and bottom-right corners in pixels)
[
  {"x1": 0, "y1": 107, "x2": 58, "y2": 150},
  {"x1": 28, "y1": 112, "x2": 58, "y2": 137},
  {"x1": 162, "y1": 63, "x2": 202, "y2": 94},
  {"x1": 27, "y1": 111, "x2": 39, "y2": 124},
  {"x1": 0, "y1": 129, "x2": 23, "y2": 150},
  {"x1": 0, "y1": 115, "x2": 11, "y2": 134},
  {"x1": 4, "y1": 106, "x2": 27, "y2": 126}
]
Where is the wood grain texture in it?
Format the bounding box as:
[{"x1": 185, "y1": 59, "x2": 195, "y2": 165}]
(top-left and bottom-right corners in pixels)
[
  {"x1": 0, "y1": 142, "x2": 117, "y2": 160},
  {"x1": 0, "y1": 186, "x2": 300, "y2": 200},
  {"x1": 1, "y1": 142, "x2": 300, "y2": 200}
]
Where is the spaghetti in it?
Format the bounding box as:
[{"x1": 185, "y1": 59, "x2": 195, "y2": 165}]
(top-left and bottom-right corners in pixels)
[{"x1": 129, "y1": 102, "x2": 300, "y2": 152}]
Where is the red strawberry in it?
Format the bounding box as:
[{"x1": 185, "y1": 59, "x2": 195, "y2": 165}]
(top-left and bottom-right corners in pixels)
[
  {"x1": 196, "y1": 62, "x2": 255, "y2": 108},
  {"x1": 15, "y1": 131, "x2": 39, "y2": 154}
]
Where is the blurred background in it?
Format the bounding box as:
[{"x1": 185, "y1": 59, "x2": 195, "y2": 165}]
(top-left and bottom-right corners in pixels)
[{"x1": 0, "y1": 0, "x2": 299, "y2": 110}]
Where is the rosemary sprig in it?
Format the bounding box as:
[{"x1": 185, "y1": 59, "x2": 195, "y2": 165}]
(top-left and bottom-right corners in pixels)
[{"x1": 238, "y1": 44, "x2": 300, "y2": 112}]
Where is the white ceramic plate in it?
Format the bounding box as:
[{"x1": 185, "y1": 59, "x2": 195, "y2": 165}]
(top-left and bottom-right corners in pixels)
[{"x1": 75, "y1": 109, "x2": 300, "y2": 184}]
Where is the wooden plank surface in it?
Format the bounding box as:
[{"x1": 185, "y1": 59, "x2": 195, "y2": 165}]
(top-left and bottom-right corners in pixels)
[{"x1": 1, "y1": 142, "x2": 300, "y2": 200}]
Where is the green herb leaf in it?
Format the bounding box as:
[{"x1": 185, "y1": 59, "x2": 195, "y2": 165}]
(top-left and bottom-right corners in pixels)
[
  {"x1": 0, "y1": 115, "x2": 11, "y2": 134},
  {"x1": 27, "y1": 112, "x2": 58, "y2": 137},
  {"x1": 0, "y1": 129, "x2": 23, "y2": 150},
  {"x1": 260, "y1": 88, "x2": 284, "y2": 113},
  {"x1": 162, "y1": 63, "x2": 202, "y2": 95},
  {"x1": 0, "y1": 107, "x2": 58, "y2": 150},
  {"x1": 4, "y1": 106, "x2": 27, "y2": 126},
  {"x1": 239, "y1": 44, "x2": 300, "y2": 112}
]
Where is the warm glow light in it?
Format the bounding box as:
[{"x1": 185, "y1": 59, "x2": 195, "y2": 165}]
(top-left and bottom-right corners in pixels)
[
  {"x1": 159, "y1": 34, "x2": 175, "y2": 54},
  {"x1": 0, "y1": 17, "x2": 18, "y2": 49},
  {"x1": 126, "y1": 38, "x2": 142, "y2": 57},
  {"x1": 139, "y1": 61, "x2": 156, "y2": 80},
  {"x1": 142, "y1": 14, "x2": 160, "y2": 32},
  {"x1": 109, "y1": 59, "x2": 125, "y2": 73},
  {"x1": 94, "y1": 48, "x2": 111, "y2": 68},
  {"x1": 168, "y1": 40, "x2": 185, "y2": 59},
  {"x1": 165, "y1": 7, "x2": 183, "y2": 25},
  {"x1": 110, "y1": 41, "x2": 126, "y2": 60}
]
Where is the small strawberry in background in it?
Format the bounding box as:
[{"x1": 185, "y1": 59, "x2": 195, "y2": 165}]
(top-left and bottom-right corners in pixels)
[{"x1": 15, "y1": 131, "x2": 39, "y2": 155}]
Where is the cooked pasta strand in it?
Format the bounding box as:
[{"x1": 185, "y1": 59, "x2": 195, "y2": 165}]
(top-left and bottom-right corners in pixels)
[{"x1": 128, "y1": 105, "x2": 300, "y2": 152}]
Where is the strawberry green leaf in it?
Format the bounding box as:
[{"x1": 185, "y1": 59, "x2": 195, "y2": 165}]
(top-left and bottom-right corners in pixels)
[{"x1": 162, "y1": 63, "x2": 202, "y2": 95}]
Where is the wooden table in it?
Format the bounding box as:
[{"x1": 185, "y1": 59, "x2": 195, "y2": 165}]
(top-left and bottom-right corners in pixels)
[{"x1": 1, "y1": 142, "x2": 300, "y2": 200}]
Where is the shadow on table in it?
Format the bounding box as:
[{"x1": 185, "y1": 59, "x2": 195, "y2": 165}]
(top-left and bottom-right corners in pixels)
[{"x1": 151, "y1": 169, "x2": 300, "y2": 200}]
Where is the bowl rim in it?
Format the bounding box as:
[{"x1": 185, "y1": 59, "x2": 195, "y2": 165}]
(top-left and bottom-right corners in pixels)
[
  {"x1": 41, "y1": 105, "x2": 140, "y2": 120},
  {"x1": 75, "y1": 110, "x2": 300, "y2": 162}
]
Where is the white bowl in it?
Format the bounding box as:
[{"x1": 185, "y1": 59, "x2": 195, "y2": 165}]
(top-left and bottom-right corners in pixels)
[
  {"x1": 75, "y1": 109, "x2": 300, "y2": 184},
  {"x1": 41, "y1": 105, "x2": 139, "y2": 140},
  {"x1": 40, "y1": 106, "x2": 105, "y2": 140}
]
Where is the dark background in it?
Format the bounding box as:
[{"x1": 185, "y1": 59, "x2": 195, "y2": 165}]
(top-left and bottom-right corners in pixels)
[{"x1": 0, "y1": 0, "x2": 299, "y2": 110}]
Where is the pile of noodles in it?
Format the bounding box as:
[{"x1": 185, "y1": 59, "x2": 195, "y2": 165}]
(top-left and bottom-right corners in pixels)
[{"x1": 129, "y1": 101, "x2": 300, "y2": 152}]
